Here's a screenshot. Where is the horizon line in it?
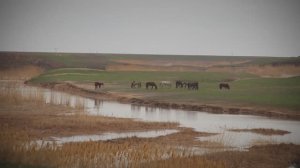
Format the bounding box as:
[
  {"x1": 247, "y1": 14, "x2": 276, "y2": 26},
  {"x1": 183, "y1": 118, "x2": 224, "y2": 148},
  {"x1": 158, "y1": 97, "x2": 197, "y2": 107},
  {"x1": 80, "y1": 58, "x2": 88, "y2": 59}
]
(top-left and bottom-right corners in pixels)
[{"x1": 0, "y1": 50, "x2": 298, "y2": 58}]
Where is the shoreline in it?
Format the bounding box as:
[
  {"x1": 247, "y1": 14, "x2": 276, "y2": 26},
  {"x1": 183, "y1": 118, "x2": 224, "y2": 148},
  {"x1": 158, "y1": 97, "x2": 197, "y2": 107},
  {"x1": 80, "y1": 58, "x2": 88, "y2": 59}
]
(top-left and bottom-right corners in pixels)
[{"x1": 30, "y1": 82, "x2": 300, "y2": 121}]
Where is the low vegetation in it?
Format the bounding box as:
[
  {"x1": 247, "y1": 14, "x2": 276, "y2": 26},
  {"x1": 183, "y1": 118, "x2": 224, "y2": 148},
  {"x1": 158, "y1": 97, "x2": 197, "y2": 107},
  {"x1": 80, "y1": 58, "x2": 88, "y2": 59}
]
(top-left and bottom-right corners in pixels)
[{"x1": 0, "y1": 65, "x2": 44, "y2": 80}]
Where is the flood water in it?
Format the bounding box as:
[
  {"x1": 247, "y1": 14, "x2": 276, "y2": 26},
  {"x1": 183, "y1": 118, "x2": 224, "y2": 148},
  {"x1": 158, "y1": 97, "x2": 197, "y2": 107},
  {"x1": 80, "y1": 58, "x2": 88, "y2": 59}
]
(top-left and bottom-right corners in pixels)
[
  {"x1": 3, "y1": 81, "x2": 300, "y2": 148},
  {"x1": 40, "y1": 130, "x2": 178, "y2": 145}
]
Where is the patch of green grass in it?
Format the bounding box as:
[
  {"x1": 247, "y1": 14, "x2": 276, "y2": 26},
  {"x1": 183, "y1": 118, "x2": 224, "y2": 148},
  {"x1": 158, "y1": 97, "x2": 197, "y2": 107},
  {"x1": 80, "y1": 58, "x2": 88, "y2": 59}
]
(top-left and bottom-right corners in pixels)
[
  {"x1": 29, "y1": 68, "x2": 300, "y2": 111},
  {"x1": 30, "y1": 68, "x2": 255, "y2": 83}
]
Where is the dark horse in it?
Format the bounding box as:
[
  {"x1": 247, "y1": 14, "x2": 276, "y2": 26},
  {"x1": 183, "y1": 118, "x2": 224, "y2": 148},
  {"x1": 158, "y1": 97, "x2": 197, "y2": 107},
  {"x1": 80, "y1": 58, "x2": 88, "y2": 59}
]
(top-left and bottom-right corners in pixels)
[
  {"x1": 146, "y1": 82, "x2": 157, "y2": 90},
  {"x1": 95, "y1": 82, "x2": 104, "y2": 89},
  {"x1": 188, "y1": 82, "x2": 199, "y2": 90},
  {"x1": 176, "y1": 80, "x2": 183, "y2": 88},
  {"x1": 219, "y1": 83, "x2": 230, "y2": 90},
  {"x1": 131, "y1": 81, "x2": 141, "y2": 88}
]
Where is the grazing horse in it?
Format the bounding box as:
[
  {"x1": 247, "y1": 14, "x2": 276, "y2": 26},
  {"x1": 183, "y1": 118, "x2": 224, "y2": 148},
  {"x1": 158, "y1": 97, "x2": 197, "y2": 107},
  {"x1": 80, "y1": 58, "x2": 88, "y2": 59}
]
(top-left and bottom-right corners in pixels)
[
  {"x1": 159, "y1": 81, "x2": 171, "y2": 88},
  {"x1": 219, "y1": 83, "x2": 230, "y2": 90},
  {"x1": 131, "y1": 81, "x2": 141, "y2": 88},
  {"x1": 95, "y1": 82, "x2": 104, "y2": 89},
  {"x1": 182, "y1": 81, "x2": 189, "y2": 88},
  {"x1": 146, "y1": 82, "x2": 158, "y2": 90},
  {"x1": 188, "y1": 82, "x2": 199, "y2": 90},
  {"x1": 176, "y1": 80, "x2": 183, "y2": 88}
]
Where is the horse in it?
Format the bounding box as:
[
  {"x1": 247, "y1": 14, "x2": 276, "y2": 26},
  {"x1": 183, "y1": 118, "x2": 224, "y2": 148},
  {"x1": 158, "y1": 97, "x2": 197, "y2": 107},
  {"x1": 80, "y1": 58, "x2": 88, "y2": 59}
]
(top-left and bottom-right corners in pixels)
[
  {"x1": 176, "y1": 80, "x2": 183, "y2": 88},
  {"x1": 146, "y1": 82, "x2": 158, "y2": 90},
  {"x1": 182, "y1": 81, "x2": 189, "y2": 88},
  {"x1": 219, "y1": 83, "x2": 230, "y2": 90},
  {"x1": 188, "y1": 82, "x2": 199, "y2": 90},
  {"x1": 131, "y1": 81, "x2": 141, "y2": 88},
  {"x1": 95, "y1": 82, "x2": 104, "y2": 89},
  {"x1": 159, "y1": 81, "x2": 171, "y2": 88}
]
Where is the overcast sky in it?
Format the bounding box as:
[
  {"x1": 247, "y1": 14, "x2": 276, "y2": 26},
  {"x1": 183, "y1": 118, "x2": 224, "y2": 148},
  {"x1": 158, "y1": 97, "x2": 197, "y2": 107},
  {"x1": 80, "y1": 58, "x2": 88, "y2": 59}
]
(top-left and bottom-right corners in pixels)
[{"x1": 0, "y1": 0, "x2": 300, "y2": 56}]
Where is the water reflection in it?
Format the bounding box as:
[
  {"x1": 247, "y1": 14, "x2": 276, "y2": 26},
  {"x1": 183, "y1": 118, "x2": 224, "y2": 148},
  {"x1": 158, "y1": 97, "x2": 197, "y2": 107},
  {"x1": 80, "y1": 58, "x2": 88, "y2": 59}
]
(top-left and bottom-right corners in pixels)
[
  {"x1": 3, "y1": 81, "x2": 300, "y2": 148},
  {"x1": 131, "y1": 104, "x2": 141, "y2": 112},
  {"x1": 94, "y1": 99, "x2": 103, "y2": 109}
]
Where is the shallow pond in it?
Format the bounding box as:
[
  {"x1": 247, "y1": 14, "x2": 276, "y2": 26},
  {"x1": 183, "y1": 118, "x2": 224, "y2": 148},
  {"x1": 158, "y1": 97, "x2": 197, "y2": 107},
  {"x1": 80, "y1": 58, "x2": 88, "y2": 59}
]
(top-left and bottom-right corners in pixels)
[
  {"x1": 3, "y1": 81, "x2": 300, "y2": 148},
  {"x1": 39, "y1": 129, "x2": 178, "y2": 145}
]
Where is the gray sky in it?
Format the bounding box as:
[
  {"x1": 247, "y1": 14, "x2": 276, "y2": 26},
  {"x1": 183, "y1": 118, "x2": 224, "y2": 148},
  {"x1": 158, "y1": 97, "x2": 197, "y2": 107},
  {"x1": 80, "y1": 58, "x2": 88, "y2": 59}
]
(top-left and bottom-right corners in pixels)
[{"x1": 0, "y1": 0, "x2": 300, "y2": 56}]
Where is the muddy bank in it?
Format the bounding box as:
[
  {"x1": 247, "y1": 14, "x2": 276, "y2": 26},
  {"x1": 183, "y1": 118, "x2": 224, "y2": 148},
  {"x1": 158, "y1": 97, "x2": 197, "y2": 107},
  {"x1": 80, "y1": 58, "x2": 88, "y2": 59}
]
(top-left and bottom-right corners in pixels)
[
  {"x1": 228, "y1": 128, "x2": 291, "y2": 136},
  {"x1": 31, "y1": 82, "x2": 300, "y2": 120}
]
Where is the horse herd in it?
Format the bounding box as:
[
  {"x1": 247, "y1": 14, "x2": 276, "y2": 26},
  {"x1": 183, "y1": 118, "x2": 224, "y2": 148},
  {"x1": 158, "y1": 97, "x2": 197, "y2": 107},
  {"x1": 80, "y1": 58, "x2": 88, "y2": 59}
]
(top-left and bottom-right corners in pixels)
[{"x1": 95, "y1": 81, "x2": 230, "y2": 90}]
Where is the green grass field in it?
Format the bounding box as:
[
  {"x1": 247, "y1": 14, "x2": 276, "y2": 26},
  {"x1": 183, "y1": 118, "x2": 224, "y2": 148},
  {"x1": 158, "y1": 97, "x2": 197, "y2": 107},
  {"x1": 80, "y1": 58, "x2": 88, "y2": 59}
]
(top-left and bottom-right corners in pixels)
[{"x1": 29, "y1": 68, "x2": 300, "y2": 112}]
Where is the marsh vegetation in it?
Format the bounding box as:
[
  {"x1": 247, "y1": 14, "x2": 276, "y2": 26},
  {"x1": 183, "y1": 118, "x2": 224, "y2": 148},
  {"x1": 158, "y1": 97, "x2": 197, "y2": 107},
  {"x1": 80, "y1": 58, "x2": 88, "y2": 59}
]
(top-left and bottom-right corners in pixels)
[{"x1": 1, "y1": 54, "x2": 300, "y2": 167}]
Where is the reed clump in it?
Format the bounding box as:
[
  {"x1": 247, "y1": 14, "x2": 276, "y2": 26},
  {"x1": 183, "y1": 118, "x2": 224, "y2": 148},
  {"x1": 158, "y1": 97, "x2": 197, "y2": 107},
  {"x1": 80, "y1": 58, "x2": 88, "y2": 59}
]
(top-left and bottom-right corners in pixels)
[
  {"x1": 0, "y1": 129, "x2": 193, "y2": 168},
  {"x1": 0, "y1": 82, "x2": 45, "y2": 106},
  {"x1": 0, "y1": 65, "x2": 44, "y2": 80}
]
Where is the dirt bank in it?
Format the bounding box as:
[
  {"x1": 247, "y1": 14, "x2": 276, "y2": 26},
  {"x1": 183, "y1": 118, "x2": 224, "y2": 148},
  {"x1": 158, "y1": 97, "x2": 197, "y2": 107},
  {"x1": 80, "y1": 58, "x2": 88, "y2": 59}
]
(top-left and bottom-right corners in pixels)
[{"x1": 31, "y1": 82, "x2": 300, "y2": 120}]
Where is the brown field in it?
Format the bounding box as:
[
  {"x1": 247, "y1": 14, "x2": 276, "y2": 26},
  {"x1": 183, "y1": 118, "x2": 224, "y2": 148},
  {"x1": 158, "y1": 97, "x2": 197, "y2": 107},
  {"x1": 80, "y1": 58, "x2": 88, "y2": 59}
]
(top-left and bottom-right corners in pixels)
[
  {"x1": 208, "y1": 64, "x2": 300, "y2": 77},
  {"x1": 107, "y1": 59, "x2": 250, "y2": 72}
]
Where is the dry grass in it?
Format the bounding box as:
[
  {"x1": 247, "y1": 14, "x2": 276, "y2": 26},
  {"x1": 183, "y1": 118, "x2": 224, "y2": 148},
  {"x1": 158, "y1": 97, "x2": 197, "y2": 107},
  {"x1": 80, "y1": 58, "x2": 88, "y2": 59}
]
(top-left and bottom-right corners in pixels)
[
  {"x1": 229, "y1": 128, "x2": 290, "y2": 136},
  {"x1": 0, "y1": 82, "x2": 44, "y2": 106},
  {"x1": 206, "y1": 143, "x2": 300, "y2": 168},
  {"x1": 107, "y1": 59, "x2": 250, "y2": 72},
  {"x1": 0, "y1": 65, "x2": 44, "y2": 80},
  {"x1": 0, "y1": 129, "x2": 180, "y2": 168},
  {"x1": 140, "y1": 155, "x2": 227, "y2": 168},
  {"x1": 209, "y1": 65, "x2": 300, "y2": 77},
  {"x1": 140, "y1": 143, "x2": 300, "y2": 168}
]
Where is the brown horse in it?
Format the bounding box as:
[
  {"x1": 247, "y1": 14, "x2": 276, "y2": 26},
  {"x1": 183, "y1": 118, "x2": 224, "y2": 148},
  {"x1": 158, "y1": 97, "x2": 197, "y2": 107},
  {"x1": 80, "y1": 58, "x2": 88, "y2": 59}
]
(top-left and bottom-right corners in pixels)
[
  {"x1": 146, "y1": 82, "x2": 157, "y2": 90},
  {"x1": 95, "y1": 82, "x2": 104, "y2": 89},
  {"x1": 219, "y1": 83, "x2": 230, "y2": 90}
]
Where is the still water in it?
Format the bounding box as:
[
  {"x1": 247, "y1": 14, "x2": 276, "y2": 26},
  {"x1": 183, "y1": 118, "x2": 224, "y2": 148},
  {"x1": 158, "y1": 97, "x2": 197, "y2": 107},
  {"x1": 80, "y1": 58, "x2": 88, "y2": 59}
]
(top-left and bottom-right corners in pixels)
[{"x1": 4, "y1": 81, "x2": 300, "y2": 148}]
